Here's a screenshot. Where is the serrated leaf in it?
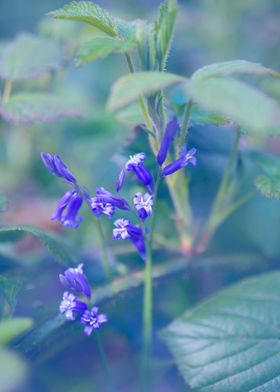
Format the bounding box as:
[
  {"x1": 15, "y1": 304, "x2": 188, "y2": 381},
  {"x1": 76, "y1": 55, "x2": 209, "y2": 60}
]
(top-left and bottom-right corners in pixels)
[
  {"x1": 108, "y1": 72, "x2": 184, "y2": 112},
  {"x1": 0, "y1": 318, "x2": 33, "y2": 345},
  {"x1": 49, "y1": 1, "x2": 117, "y2": 37},
  {"x1": 76, "y1": 37, "x2": 135, "y2": 66},
  {"x1": 192, "y1": 60, "x2": 280, "y2": 81},
  {"x1": 0, "y1": 93, "x2": 85, "y2": 125},
  {"x1": 186, "y1": 77, "x2": 280, "y2": 133},
  {"x1": 0, "y1": 225, "x2": 75, "y2": 266},
  {"x1": 0, "y1": 33, "x2": 62, "y2": 81},
  {"x1": 162, "y1": 271, "x2": 280, "y2": 391},
  {"x1": 255, "y1": 175, "x2": 280, "y2": 199},
  {"x1": 154, "y1": 0, "x2": 178, "y2": 69},
  {"x1": 0, "y1": 348, "x2": 28, "y2": 392}
]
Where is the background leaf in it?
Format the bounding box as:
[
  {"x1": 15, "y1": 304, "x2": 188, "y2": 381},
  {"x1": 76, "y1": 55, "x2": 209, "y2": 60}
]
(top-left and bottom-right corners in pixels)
[
  {"x1": 0, "y1": 194, "x2": 8, "y2": 213},
  {"x1": 162, "y1": 271, "x2": 280, "y2": 391},
  {"x1": 0, "y1": 318, "x2": 33, "y2": 345},
  {"x1": 255, "y1": 175, "x2": 280, "y2": 199},
  {"x1": 0, "y1": 276, "x2": 24, "y2": 318},
  {"x1": 0, "y1": 33, "x2": 62, "y2": 81},
  {"x1": 0, "y1": 349, "x2": 28, "y2": 392},
  {"x1": 192, "y1": 60, "x2": 280, "y2": 80}
]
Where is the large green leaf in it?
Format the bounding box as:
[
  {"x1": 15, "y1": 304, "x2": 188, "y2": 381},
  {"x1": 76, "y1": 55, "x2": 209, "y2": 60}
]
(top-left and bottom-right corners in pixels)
[
  {"x1": 107, "y1": 72, "x2": 184, "y2": 112},
  {"x1": 0, "y1": 349, "x2": 28, "y2": 392},
  {"x1": 186, "y1": 77, "x2": 280, "y2": 133},
  {"x1": 162, "y1": 271, "x2": 280, "y2": 391},
  {"x1": 49, "y1": 1, "x2": 117, "y2": 37},
  {"x1": 0, "y1": 92, "x2": 85, "y2": 125},
  {"x1": 255, "y1": 175, "x2": 280, "y2": 199},
  {"x1": 76, "y1": 37, "x2": 135, "y2": 66},
  {"x1": 0, "y1": 225, "x2": 76, "y2": 265},
  {"x1": 0, "y1": 33, "x2": 62, "y2": 81},
  {"x1": 0, "y1": 318, "x2": 33, "y2": 345},
  {"x1": 192, "y1": 60, "x2": 280, "y2": 81}
]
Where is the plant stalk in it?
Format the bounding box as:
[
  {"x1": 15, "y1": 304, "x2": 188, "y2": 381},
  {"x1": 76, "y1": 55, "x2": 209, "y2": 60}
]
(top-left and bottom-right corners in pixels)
[
  {"x1": 96, "y1": 218, "x2": 112, "y2": 281},
  {"x1": 2, "y1": 80, "x2": 12, "y2": 103}
]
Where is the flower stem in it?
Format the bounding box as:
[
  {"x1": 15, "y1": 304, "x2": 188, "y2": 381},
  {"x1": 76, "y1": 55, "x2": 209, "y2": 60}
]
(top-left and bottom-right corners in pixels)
[
  {"x1": 2, "y1": 80, "x2": 12, "y2": 103},
  {"x1": 180, "y1": 100, "x2": 193, "y2": 146},
  {"x1": 96, "y1": 218, "x2": 112, "y2": 281},
  {"x1": 95, "y1": 333, "x2": 114, "y2": 390}
]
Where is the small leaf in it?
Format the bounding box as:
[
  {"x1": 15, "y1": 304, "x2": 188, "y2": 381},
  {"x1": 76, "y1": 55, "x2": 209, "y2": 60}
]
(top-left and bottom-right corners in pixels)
[
  {"x1": 192, "y1": 60, "x2": 280, "y2": 80},
  {"x1": 161, "y1": 271, "x2": 280, "y2": 391},
  {"x1": 0, "y1": 92, "x2": 85, "y2": 125},
  {"x1": 0, "y1": 225, "x2": 76, "y2": 266},
  {"x1": 255, "y1": 175, "x2": 280, "y2": 199},
  {"x1": 108, "y1": 72, "x2": 184, "y2": 112},
  {"x1": 0, "y1": 318, "x2": 33, "y2": 345},
  {"x1": 49, "y1": 1, "x2": 117, "y2": 37},
  {"x1": 0, "y1": 33, "x2": 62, "y2": 81},
  {"x1": 116, "y1": 103, "x2": 145, "y2": 127},
  {"x1": 0, "y1": 348, "x2": 28, "y2": 392},
  {"x1": 186, "y1": 77, "x2": 280, "y2": 133},
  {"x1": 76, "y1": 37, "x2": 135, "y2": 66},
  {"x1": 0, "y1": 194, "x2": 7, "y2": 212}
]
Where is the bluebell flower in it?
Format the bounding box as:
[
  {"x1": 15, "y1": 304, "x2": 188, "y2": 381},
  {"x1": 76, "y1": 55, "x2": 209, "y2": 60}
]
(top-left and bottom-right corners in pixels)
[
  {"x1": 81, "y1": 306, "x2": 108, "y2": 336},
  {"x1": 41, "y1": 152, "x2": 77, "y2": 184},
  {"x1": 52, "y1": 190, "x2": 83, "y2": 229},
  {"x1": 90, "y1": 198, "x2": 115, "y2": 218},
  {"x1": 59, "y1": 291, "x2": 87, "y2": 321},
  {"x1": 95, "y1": 187, "x2": 129, "y2": 210},
  {"x1": 113, "y1": 218, "x2": 131, "y2": 240},
  {"x1": 162, "y1": 147, "x2": 197, "y2": 177},
  {"x1": 157, "y1": 117, "x2": 180, "y2": 166},
  {"x1": 113, "y1": 219, "x2": 146, "y2": 260},
  {"x1": 116, "y1": 153, "x2": 153, "y2": 192},
  {"x1": 59, "y1": 264, "x2": 91, "y2": 298},
  {"x1": 133, "y1": 192, "x2": 153, "y2": 221}
]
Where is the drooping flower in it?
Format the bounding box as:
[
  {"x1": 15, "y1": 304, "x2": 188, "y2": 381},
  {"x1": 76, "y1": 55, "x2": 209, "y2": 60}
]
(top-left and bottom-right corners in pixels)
[
  {"x1": 59, "y1": 264, "x2": 91, "y2": 298},
  {"x1": 59, "y1": 292, "x2": 87, "y2": 321},
  {"x1": 95, "y1": 187, "x2": 129, "y2": 211},
  {"x1": 157, "y1": 117, "x2": 180, "y2": 166},
  {"x1": 162, "y1": 147, "x2": 197, "y2": 177},
  {"x1": 41, "y1": 152, "x2": 77, "y2": 184},
  {"x1": 113, "y1": 219, "x2": 146, "y2": 260},
  {"x1": 133, "y1": 192, "x2": 153, "y2": 221},
  {"x1": 80, "y1": 306, "x2": 108, "y2": 336},
  {"x1": 116, "y1": 153, "x2": 153, "y2": 192},
  {"x1": 113, "y1": 219, "x2": 131, "y2": 240},
  {"x1": 90, "y1": 198, "x2": 115, "y2": 218},
  {"x1": 52, "y1": 190, "x2": 83, "y2": 229}
]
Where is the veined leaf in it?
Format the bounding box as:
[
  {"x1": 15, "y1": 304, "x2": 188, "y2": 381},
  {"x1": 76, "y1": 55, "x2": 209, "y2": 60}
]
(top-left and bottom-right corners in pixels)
[
  {"x1": 107, "y1": 72, "x2": 184, "y2": 112},
  {"x1": 255, "y1": 175, "x2": 280, "y2": 199},
  {"x1": 0, "y1": 33, "x2": 62, "y2": 81},
  {"x1": 76, "y1": 37, "x2": 135, "y2": 66},
  {"x1": 162, "y1": 271, "x2": 280, "y2": 391},
  {"x1": 0, "y1": 92, "x2": 85, "y2": 125},
  {"x1": 48, "y1": 1, "x2": 117, "y2": 37},
  {"x1": 0, "y1": 349, "x2": 28, "y2": 392},
  {"x1": 0, "y1": 225, "x2": 76, "y2": 265},
  {"x1": 0, "y1": 318, "x2": 33, "y2": 345},
  {"x1": 192, "y1": 60, "x2": 280, "y2": 80},
  {"x1": 186, "y1": 77, "x2": 280, "y2": 133}
]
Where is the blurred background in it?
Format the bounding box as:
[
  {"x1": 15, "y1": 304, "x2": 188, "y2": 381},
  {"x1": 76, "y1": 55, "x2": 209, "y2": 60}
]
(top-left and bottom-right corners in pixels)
[{"x1": 1, "y1": 0, "x2": 280, "y2": 391}]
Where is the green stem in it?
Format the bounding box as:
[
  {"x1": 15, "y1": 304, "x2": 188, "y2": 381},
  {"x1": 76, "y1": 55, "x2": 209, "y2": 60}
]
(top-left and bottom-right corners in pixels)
[
  {"x1": 2, "y1": 80, "x2": 12, "y2": 103},
  {"x1": 95, "y1": 333, "x2": 114, "y2": 389},
  {"x1": 180, "y1": 100, "x2": 193, "y2": 146},
  {"x1": 96, "y1": 219, "x2": 112, "y2": 281}
]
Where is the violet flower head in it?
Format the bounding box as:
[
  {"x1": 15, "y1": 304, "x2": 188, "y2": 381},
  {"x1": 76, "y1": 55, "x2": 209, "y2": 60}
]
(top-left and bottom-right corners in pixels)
[
  {"x1": 90, "y1": 198, "x2": 115, "y2": 218},
  {"x1": 95, "y1": 187, "x2": 129, "y2": 211},
  {"x1": 81, "y1": 306, "x2": 108, "y2": 336},
  {"x1": 41, "y1": 152, "x2": 77, "y2": 184},
  {"x1": 157, "y1": 117, "x2": 180, "y2": 166},
  {"x1": 52, "y1": 190, "x2": 83, "y2": 229},
  {"x1": 133, "y1": 192, "x2": 153, "y2": 221},
  {"x1": 59, "y1": 264, "x2": 91, "y2": 298},
  {"x1": 59, "y1": 291, "x2": 87, "y2": 321},
  {"x1": 113, "y1": 218, "x2": 131, "y2": 240},
  {"x1": 162, "y1": 147, "x2": 197, "y2": 177},
  {"x1": 116, "y1": 153, "x2": 153, "y2": 192},
  {"x1": 113, "y1": 219, "x2": 146, "y2": 260}
]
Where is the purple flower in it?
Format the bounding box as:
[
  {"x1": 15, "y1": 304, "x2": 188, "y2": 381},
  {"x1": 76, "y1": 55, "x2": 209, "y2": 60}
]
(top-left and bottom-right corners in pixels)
[
  {"x1": 95, "y1": 187, "x2": 129, "y2": 210},
  {"x1": 113, "y1": 219, "x2": 146, "y2": 260},
  {"x1": 113, "y1": 218, "x2": 131, "y2": 240},
  {"x1": 59, "y1": 292, "x2": 87, "y2": 321},
  {"x1": 116, "y1": 153, "x2": 153, "y2": 192},
  {"x1": 52, "y1": 190, "x2": 83, "y2": 229},
  {"x1": 81, "y1": 306, "x2": 108, "y2": 336},
  {"x1": 59, "y1": 264, "x2": 91, "y2": 298},
  {"x1": 41, "y1": 152, "x2": 77, "y2": 184},
  {"x1": 157, "y1": 117, "x2": 180, "y2": 166},
  {"x1": 133, "y1": 192, "x2": 153, "y2": 220},
  {"x1": 162, "y1": 147, "x2": 197, "y2": 177},
  {"x1": 90, "y1": 198, "x2": 115, "y2": 218}
]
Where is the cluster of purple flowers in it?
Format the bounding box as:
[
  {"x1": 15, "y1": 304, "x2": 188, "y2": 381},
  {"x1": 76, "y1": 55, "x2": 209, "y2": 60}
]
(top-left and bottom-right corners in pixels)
[{"x1": 59, "y1": 264, "x2": 108, "y2": 335}]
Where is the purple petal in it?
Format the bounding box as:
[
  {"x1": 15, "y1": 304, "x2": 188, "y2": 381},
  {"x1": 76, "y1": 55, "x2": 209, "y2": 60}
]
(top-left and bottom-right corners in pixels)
[{"x1": 157, "y1": 117, "x2": 180, "y2": 166}]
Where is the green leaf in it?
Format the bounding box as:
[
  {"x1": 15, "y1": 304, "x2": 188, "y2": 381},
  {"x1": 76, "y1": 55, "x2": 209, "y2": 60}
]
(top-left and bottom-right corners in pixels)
[
  {"x1": 0, "y1": 348, "x2": 28, "y2": 392},
  {"x1": 154, "y1": 0, "x2": 178, "y2": 69},
  {"x1": 0, "y1": 225, "x2": 76, "y2": 266},
  {"x1": 161, "y1": 271, "x2": 280, "y2": 391},
  {"x1": 192, "y1": 60, "x2": 280, "y2": 80},
  {"x1": 0, "y1": 194, "x2": 7, "y2": 213},
  {"x1": 0, "y1": 318, "x2": 33, "y2": 345},
  {"x1": 48, "y1": 1, "x2": 117, "y2": 37},
  {"x1": 116, "y1": 103, "x2": 145, "y2": 127},
  {"x1": 108, "y1": 72, "x2": 184, "y2": 112},
  {"x1": 0, "y1": 33, "x2": 62, "y2": 81},
  {"x1": 76, "y1": 37, "x2": 135, "y2": 66},
  {"x1": 0, "y1": 276, "x2": 24, "y2": 318},
  {"x1": 0, "y1": 92, "x2": 85, "y2": 125},
  {"x1": 255, "y1": 175, "x2": 280, "y2": 199},
  {"x1": 186, "y1": 77, "x2": 280, "y2": 133},
  {"x1": 190, "y1": 106, "x2": 229, "y2": 126}
]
